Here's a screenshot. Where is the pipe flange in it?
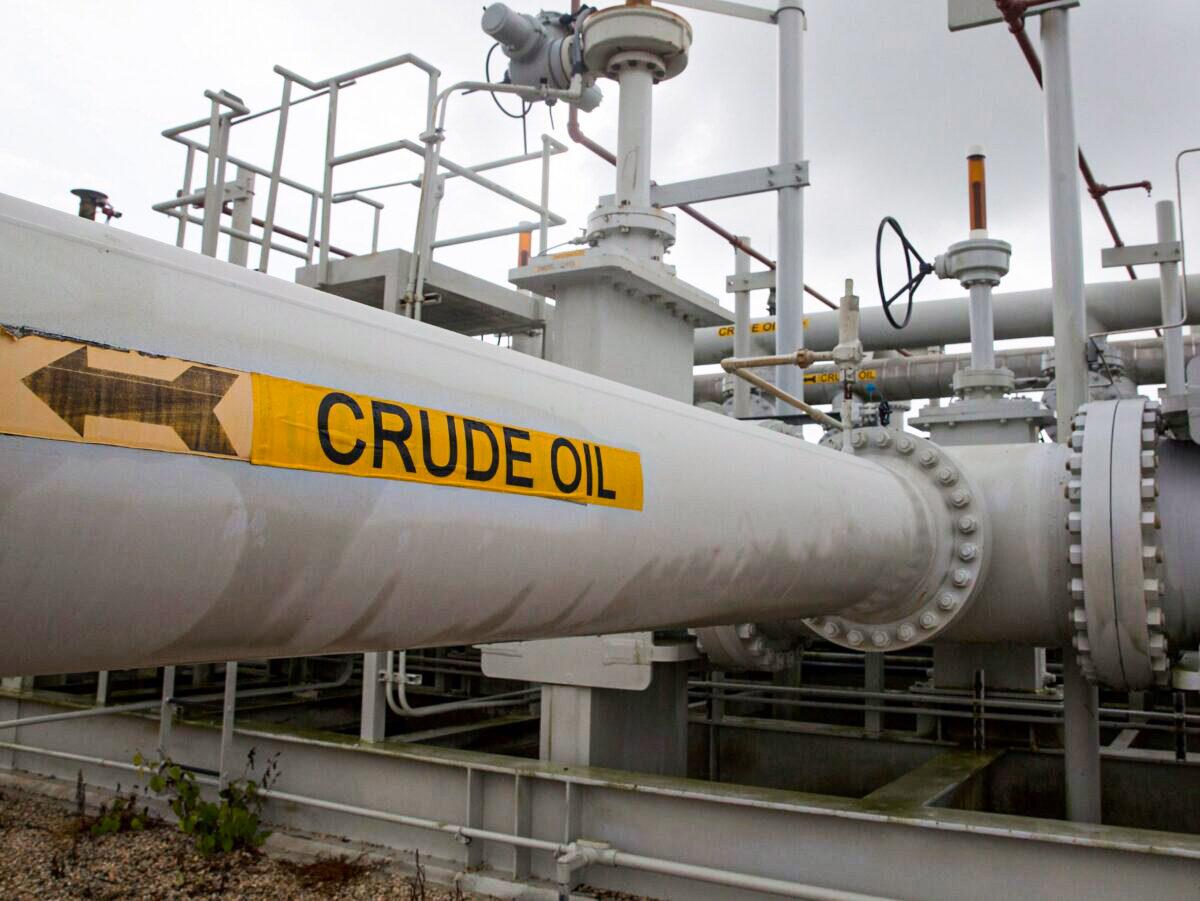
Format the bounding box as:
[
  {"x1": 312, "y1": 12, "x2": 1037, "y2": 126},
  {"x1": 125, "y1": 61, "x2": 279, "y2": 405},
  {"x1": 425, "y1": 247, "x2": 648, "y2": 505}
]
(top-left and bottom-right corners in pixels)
[
  {"x1": 580, "y1": 4, "x2": 692, "y2": 83},
  {"x1": 1067, "y1": 397, "x2": 1168, "y2": 689},
  {"x1": 804, "y1": 428, "x2": 990, "y2": 652},
  {"x1": 692, "y1": 622, "x2": 798, "y2": 672},
  {"x1": 586, "y1": 204, "x2": 676, "y2": 248}
]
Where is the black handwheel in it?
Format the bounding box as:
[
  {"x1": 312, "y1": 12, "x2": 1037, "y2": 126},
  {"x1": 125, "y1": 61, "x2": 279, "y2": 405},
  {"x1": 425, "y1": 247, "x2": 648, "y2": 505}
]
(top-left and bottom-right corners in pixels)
[{"x1": 875, "y1": 216, "x2": 934, "y2": 330}]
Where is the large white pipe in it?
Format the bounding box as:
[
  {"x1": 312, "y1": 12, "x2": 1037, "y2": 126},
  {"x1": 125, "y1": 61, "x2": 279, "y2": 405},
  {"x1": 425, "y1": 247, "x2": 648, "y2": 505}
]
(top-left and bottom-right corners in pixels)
[
  {"x1": 0, "y1": 195, "x2": 936, "y2": 676},
  {"x1": 693, "y1": 276, "x2": 1200, "y2": 364}
]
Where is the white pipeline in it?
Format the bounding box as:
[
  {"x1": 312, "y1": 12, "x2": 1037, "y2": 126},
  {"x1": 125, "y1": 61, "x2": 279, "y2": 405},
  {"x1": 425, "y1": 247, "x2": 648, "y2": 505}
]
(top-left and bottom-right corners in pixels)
[{"x1": 0, "y1": 195, "x2": 935, "y2": 676}]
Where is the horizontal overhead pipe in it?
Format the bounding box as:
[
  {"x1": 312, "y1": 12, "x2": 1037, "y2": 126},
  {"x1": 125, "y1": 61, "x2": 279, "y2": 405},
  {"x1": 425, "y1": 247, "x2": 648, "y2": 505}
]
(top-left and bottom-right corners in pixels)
[
  {"x1": 694, "y1": 336, "x2": 1200, "y2": 406},
  {"x1": 0, "y1": 195, "x2": 941, "y2": 676},
  {"x1": 693, "y1": 276, "x2": 1200, "y2": 364}
]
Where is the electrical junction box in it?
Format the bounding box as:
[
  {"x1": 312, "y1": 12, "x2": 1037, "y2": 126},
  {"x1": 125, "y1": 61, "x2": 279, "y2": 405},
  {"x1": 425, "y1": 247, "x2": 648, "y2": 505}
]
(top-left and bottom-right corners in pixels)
[{"x1": 948, "y1": 0, "x2": 1079, "y2": 32}]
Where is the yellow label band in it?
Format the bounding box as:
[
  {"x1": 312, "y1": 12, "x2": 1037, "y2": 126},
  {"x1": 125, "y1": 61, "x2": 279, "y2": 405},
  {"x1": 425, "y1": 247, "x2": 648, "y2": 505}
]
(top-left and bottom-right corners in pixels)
[
  {"x1": 0, "y1": 328, "x2": 643, "y2": 512},
  {"x1": 251, "y1": 374, "x2": 642, "y2": 510},
  {"x1": 802, "y1": 369, "x2": 879, "y2": 385}
]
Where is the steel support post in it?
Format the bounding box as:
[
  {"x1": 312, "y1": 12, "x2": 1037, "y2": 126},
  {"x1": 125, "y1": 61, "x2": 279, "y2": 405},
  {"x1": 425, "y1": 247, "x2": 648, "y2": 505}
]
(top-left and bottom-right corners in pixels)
[
  {"x1": 175, "y1": 147, "x2": 195, "y2": 249},
  {"x1": 200, "y1": 104, "x2": 229, "y2": 258},
  {"x1": 774, "y1": 1, "x2": 806, "y2": 409},
  {"x1": 359, "y1": 652, "x2": 388, "y2": 742},
  {"x1": 318, "y1": 83, "x2": 339, "y2": 285},
  {"x1": 96, "y1": 671, "x2": 110, "y2": 706},
  {"x1": 218, "y1": 661, "x2": 238, "y2": 789},
  {"x1": 1042, "y1": 7, "x2": 1101, "y2": 824},
  {"x1": 158, "y1": 665, "x2": 175, "y2": 757},
  {"x1": 227, "y1": 168, "x2": 255, "y2": 267},
  {"x1": 864, "y1": 653, "x2": 884, "y2": 736},
  {"x1": 258, "y1": 76, "x2": 293, "y2": 273},
  {"x1": 1157, "y1": 200, "x2": 1186, "y2": 395},
  {"x1": 733, "y1": 237, "x2": 752, "y2": 417}
]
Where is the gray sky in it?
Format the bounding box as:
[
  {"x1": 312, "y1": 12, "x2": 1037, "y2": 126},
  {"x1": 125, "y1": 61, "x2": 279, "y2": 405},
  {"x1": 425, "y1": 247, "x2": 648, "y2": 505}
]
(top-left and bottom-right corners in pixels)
[{"x1": 3, "y1": 0, "x2": 1199, "y2": 331}]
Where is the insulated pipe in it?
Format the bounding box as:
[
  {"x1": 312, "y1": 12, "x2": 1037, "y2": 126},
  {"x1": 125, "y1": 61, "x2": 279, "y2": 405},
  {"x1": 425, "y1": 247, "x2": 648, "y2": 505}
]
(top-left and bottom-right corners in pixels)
[
  {"x1": 692, "y1": 275, "x2": 1200, "y2": 364},
  {"x1": 0, "y1": 194, "x2": 936, "y2": 677},
  {"x1": 692, "y1": 336, "x2": 1200, "y2": 406}
]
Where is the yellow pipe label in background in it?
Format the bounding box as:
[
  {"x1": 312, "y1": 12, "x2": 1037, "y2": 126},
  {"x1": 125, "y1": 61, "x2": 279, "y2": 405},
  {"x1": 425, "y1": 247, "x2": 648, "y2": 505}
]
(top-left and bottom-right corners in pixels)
[{"x1": 0, "y1": 328, "x2": 643, "y2": 511}]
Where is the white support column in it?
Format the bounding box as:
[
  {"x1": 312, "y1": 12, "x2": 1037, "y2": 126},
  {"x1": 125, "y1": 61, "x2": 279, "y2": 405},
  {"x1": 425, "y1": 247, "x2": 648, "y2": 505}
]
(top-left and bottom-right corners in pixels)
[
  {"x1": 359, "y1": 652, "x2": 388, "y2": 742},
  {"x1": 158, "y1": 665, "x2": 175, "y2": 757},
  {"x1": 733, "y1": 236, "x2": 752, "y2": 417},
  {"x1": 616, "y1": 66, "x2": 654, "y2": 209},
  {"x1": 774, "y1": 0, "x2": 806, "y2": 410},
  {"x1": 1041, "y1": 7, "x2": 1101, "y2": 825},
  {"x1": 227, "y1": 167, "x2": 256, "y2": 267},
  {"x1": 1157, "y1": 199, "x2": 1186, "y2": 396},
  {"x1": 218, "y1": 661, "x2": 238, "y2": 789}
]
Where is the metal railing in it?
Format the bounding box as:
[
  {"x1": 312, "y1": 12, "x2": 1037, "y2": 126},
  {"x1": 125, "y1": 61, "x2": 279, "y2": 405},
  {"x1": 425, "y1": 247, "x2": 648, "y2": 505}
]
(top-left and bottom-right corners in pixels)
[{"x1": 153, "y1": 52, "x2": 569, "y2": 322}]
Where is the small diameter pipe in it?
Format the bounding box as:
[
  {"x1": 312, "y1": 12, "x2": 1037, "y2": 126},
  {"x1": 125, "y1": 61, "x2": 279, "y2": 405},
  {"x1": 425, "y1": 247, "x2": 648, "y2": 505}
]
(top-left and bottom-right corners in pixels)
[
  {"x1": 0, "y1": 740, "x2": 891, "y2": 900},
  {"x1": 0, "y1": 659, "x2": 357, "y2": 732},
  {"x1": 721, "y1": 362, "x2": 842, "y2": 430},
  {"x1": 384, "y1": 650, "x2": 538, "y2": 718}
]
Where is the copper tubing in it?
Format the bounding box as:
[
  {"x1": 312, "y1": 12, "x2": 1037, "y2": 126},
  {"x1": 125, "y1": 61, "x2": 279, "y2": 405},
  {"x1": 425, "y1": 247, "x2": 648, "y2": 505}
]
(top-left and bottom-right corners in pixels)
[{"x1": 994, "y1": 0, "x2": 1141, "y2": 280}]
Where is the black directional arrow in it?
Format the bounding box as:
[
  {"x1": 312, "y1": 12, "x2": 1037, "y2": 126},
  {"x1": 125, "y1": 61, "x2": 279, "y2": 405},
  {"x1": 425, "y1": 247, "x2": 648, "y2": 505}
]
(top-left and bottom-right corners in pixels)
[{"x1": 22, "y1": 347, "x2": 239, "y2": 457}]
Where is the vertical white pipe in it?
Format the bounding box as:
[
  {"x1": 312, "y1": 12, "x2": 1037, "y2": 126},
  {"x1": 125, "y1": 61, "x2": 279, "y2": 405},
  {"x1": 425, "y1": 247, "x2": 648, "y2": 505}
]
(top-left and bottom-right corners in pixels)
[
  {"x1": 1042, "y1": 10, "x2": 1089, "y2": 434},
  {"x1": 968, "y1": 284, "x2": 997, "y2": 370},
  {"x1": 1157, "y1": 199, "x2": 1186, "y2": 395},
  {"x1": 1042, "y1": 7, "x2": 1101, "y2": 825},
  {"x1": 733, "y1": 237, "x2": 752, "y2": 418},
  {"x1": 616, "y1": 66, "x2": 654, "y2": 209},
  {"x1": 775, "y1": 1, "x2": 806, "y2": 411}
]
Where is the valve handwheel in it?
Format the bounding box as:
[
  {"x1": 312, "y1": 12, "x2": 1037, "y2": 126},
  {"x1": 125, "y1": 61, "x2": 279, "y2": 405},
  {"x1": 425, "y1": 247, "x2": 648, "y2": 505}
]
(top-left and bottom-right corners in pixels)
[{"x1": 875, "y1": 216, "x2": 934, "y2": 330}]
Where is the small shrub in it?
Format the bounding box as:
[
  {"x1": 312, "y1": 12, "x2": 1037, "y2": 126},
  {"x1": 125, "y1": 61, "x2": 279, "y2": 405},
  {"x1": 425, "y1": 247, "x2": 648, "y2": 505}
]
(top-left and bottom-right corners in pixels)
[
  {"x1": 136, "y1": 750, "x2": 279, "y2": 855},
  {"x1": 90, "y1": 791, "x2": 148, "y2": 836}
]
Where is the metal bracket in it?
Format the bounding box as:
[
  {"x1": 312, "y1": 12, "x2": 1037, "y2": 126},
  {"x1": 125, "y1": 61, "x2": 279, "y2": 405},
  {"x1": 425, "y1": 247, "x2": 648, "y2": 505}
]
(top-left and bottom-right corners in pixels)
[
  {"x1": 601, "y1": 163, "x2": 809, "y2": 211},
  {"x1": 725, "y1": 269, "x2": 776, "y2": 293},
  {"x1": 1101, "y1": 241, "x2": 1182, "y2": 269},
  {"x1": 948, "y1": 0, "x2": 1079, "y2": 32}
]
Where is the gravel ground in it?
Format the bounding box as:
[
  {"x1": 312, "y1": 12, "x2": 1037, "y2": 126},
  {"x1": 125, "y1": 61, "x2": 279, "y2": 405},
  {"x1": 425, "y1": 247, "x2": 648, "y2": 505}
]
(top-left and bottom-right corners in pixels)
[{"x1": 0, "y1": 783, "x2": 480, "y2": 900}]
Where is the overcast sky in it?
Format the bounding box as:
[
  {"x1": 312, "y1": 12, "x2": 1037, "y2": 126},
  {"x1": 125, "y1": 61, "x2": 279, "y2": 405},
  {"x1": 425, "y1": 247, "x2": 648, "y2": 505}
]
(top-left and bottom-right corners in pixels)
[{"x1": 3, "y1": 0, "x2": 1199, "y2": 333}]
